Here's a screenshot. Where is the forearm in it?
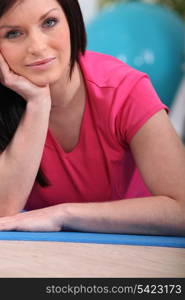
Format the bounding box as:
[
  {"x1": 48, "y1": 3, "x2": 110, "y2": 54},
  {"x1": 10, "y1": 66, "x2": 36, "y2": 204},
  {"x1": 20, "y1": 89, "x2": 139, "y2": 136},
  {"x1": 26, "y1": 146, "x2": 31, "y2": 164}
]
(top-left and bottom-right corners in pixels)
[
  {"x1": 1, "y1": 195, "x2": 185, "y2": 235},
  {"x1": 0, "y1": 99, "x2": 51, "y2": 215},
  {"x1": 62, "y1": 196, "x2": 185, "y2": 236}
]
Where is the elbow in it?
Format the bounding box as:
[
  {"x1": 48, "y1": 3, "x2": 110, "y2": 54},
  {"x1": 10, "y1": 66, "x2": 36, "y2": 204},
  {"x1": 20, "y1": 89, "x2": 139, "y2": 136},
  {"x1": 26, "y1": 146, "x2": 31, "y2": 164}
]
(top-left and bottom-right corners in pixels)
[
  {"x1": 0, "y1": 207, "x2": 20, "y2": 217},
  {"x1": 0, "y1": 197, "x2": 27, "y2": 217},
  {"x1": 158, "y1": 195, "x2": 185, "y2": 236},
  {"x1": 161, "y1": 192, "x2": 185, "y2": 206},
  {"x1": 171, "y1": 196, "x2": 185, "y2": 236}
]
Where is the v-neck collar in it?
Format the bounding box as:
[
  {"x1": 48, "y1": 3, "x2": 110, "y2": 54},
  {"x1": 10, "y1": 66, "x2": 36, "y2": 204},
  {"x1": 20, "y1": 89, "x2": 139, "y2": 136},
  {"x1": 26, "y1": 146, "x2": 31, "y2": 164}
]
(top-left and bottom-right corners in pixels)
[{"x1": 45, "y1": 94, "x2": 88, "y2": 157}]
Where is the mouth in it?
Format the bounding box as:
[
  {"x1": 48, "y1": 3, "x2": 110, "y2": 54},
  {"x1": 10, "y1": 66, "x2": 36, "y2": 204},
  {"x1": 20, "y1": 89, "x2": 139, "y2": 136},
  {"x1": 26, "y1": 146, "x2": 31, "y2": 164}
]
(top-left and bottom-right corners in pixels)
[{"x1": 26, "y1": 57, "x2": 56, "y2": 67}]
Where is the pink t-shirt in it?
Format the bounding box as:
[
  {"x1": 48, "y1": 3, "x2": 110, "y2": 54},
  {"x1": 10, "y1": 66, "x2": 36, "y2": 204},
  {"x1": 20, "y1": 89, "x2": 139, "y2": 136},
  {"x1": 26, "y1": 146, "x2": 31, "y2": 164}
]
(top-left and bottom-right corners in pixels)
[{"x1": 25, "y1": 51, "x2": 168, "y2": 210}]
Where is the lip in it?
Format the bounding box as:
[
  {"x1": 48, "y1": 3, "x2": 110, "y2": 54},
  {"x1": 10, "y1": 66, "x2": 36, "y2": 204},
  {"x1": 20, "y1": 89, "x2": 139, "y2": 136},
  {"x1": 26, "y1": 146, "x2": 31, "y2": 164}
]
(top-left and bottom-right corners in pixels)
[{"x1": 26, "y1": 57, "x2": 56, "y2": 67}]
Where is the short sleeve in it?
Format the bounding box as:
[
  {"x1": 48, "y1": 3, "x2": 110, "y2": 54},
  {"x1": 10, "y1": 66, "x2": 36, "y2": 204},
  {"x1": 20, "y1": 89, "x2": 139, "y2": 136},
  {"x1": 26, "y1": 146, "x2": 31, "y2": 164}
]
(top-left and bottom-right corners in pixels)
[{"x1": 115, "y1": 75, "x2": 169, "y2": 145}]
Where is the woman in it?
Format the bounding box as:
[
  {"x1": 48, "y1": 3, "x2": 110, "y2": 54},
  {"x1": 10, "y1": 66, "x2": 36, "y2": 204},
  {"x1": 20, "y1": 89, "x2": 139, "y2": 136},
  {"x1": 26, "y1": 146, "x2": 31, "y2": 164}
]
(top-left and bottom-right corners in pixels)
[{"x1": 0, "y1": 0, "x2": 185, "y2": 235}]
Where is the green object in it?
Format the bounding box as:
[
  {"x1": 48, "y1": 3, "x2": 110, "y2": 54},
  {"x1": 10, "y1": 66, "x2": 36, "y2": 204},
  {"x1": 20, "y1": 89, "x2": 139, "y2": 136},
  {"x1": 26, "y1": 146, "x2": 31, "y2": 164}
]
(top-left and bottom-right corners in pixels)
[{"x1": 99, "y1": 0, "x2": 185, "y2": 19}]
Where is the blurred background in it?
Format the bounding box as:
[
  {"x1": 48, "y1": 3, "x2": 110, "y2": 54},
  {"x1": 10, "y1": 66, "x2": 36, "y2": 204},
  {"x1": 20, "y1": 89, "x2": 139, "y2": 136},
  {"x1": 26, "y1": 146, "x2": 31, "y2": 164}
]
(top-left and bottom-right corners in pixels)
[{"x1": 78, "y1": 0, "x2": 185, "y2": 143}]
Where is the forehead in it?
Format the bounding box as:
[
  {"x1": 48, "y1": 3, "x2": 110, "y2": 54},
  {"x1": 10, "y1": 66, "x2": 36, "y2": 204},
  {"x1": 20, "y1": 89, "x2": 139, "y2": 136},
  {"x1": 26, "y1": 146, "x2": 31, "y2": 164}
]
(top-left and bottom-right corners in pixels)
[{"x1": 0, "y1": 0, "x2": 62, "y2": 22}]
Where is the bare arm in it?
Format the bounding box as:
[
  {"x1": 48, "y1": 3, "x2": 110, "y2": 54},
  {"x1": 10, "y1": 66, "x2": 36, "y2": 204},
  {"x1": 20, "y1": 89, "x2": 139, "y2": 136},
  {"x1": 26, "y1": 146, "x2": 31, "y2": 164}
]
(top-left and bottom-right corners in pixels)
[
  {"x1": 1, "y1": 110, "x2": 185, "y2": 236},
  {"x1": 0, "y1": 101, "x2": 51, "y2": 216},
  {"x1": 61, "y1": 110, "x2": 185, "y2": 235},
  {"x1": 0, "y1": 53, "x2": 51, "y2": 216}
]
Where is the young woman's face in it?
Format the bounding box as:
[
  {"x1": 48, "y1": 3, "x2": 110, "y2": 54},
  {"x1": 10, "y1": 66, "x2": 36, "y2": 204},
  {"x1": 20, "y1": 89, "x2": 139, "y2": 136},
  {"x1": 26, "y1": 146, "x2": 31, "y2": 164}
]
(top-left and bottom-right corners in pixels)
[{"x1": 0, "y1": 0, "x2": 71, "y2": 86}]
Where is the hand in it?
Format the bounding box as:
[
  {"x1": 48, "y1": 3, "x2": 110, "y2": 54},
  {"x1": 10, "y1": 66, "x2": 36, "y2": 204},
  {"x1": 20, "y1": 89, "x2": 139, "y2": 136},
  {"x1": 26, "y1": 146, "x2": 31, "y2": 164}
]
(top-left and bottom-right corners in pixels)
[
  {"x1": 0, "y1": 52, "x2": 51, "y2": 103},
  {"x1": 0, "y1": 206, "x2": 63, "y2": 232}
]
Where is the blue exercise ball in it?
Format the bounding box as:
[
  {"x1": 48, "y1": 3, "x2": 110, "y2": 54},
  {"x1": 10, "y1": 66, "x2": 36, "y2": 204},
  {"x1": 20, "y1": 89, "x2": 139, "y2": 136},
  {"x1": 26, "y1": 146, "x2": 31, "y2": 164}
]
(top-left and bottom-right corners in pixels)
[{"x1": 86, "y1": 2, "x2": 185, "y2": 108}]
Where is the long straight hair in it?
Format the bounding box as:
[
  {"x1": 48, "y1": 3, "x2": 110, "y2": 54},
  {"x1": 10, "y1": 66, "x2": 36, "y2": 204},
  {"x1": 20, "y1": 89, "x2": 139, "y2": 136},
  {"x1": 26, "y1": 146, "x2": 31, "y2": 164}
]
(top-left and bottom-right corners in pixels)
[{"x1": 0, "y1": 0, "x2": 87, "y2": 187}]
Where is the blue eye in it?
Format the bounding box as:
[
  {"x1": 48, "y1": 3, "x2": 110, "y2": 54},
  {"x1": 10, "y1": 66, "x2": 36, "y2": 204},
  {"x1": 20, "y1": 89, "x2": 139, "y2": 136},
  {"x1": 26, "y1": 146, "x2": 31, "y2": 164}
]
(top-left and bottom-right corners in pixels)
[
  {"x1": 5, "y1": 30, "x2": 22, "y2": 39},
  {"x1": 43, "y1": 17, "x2": 58, "y2": 28}
]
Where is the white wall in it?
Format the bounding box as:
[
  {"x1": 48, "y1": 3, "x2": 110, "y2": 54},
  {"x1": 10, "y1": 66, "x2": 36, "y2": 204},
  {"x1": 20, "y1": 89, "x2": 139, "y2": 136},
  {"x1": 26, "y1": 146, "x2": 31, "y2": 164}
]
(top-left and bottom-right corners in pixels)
[
  {"x1": 78, "y1": 0, "x2": 98, "y2": 24},
  {"x1": 170, "y1": 77, "x2": 185, "y2": 141}
]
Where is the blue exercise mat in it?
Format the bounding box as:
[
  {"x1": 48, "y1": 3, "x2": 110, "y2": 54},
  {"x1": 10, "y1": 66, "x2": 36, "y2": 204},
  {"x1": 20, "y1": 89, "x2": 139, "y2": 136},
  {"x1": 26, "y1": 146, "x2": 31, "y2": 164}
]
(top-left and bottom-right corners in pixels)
[{"x1": 0, "y1": 231, "x2": 185, "y2": 248}]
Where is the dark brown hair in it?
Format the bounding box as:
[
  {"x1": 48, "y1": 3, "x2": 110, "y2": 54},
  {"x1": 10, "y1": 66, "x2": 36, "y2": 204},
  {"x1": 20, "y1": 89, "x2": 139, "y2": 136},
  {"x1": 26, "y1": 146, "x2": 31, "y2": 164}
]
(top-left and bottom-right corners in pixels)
[{"x1": 0, "y1": 0, "x2": 87, "y2": 186}]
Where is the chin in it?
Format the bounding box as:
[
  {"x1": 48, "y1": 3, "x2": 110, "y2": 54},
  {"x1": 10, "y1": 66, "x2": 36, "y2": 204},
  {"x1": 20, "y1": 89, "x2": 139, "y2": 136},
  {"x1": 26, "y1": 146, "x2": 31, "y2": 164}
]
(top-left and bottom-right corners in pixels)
[{"x1": 27, "y1": 73, "x2": 61, "y2": 87}]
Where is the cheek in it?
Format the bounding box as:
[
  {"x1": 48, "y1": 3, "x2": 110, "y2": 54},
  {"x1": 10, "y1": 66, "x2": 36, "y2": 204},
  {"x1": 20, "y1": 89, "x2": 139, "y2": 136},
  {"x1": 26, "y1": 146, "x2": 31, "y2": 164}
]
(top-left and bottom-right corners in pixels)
[
  {"x1": 0, "y1": 44, "x2": 21, "y2": 70},
  {"x1": 52, "y1": 28, "x2": 71, "y2": 54}
]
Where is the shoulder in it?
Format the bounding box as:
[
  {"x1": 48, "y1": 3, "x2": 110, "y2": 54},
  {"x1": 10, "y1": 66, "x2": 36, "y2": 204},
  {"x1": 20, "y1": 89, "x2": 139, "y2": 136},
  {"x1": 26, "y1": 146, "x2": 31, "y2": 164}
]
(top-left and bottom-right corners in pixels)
[
  {"x1": 79, "y1": 50, "x2": 146, "y2": 88},
  {"x1": 79, "y1": 51, "x2": 168, "y2": 147}
]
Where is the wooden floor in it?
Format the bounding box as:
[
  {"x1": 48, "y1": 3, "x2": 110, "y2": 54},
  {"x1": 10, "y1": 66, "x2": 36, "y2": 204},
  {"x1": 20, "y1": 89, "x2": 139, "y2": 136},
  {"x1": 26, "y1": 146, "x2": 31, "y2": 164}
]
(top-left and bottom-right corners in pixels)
[{"x1": 0, "y1": 241, "x2": 185, "y2": 277}]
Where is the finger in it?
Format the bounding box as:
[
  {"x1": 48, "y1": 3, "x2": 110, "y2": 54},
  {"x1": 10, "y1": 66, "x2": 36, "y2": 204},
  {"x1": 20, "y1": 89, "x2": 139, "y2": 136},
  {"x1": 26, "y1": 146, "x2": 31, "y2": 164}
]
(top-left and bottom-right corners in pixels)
[
  {"x1": 0, "y1": 53, "x2": 12, "y2": 84},
  {"x1": 0, "y1": 52, "x2": 10, "y2": 73}
]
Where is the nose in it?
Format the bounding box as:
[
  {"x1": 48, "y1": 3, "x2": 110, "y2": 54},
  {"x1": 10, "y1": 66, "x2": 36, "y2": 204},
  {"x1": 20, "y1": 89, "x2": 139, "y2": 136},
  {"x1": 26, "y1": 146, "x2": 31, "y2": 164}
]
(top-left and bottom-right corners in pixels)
[{"x1": 26, "y1": 29, "x2": 47, "y2": 55}]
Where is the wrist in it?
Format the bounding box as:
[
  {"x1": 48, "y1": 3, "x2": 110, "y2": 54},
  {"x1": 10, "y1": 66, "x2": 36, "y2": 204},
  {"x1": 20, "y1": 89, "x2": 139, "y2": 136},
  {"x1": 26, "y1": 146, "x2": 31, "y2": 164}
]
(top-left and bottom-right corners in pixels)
[
  {"x1": 59, "y1": 203, "x2": 75, "y2": 231},
  {"x1": 26, "y1": 97, "x2": 51, "y2": 113}
]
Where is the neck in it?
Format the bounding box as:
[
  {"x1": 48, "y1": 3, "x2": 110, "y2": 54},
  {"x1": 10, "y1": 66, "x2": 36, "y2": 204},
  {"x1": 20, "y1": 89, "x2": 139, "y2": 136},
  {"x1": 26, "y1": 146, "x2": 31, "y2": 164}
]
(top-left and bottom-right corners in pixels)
[{"x1": 49, "y1": 63, "x2": 85, "y2": 110}]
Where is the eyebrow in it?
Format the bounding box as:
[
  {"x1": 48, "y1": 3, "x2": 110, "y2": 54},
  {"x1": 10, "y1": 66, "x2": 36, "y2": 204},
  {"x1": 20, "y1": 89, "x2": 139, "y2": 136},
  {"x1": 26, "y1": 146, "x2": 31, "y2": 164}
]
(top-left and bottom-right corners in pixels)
[{"x1": 0, "y1": 8, "x2": 59, "y2": 30}]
